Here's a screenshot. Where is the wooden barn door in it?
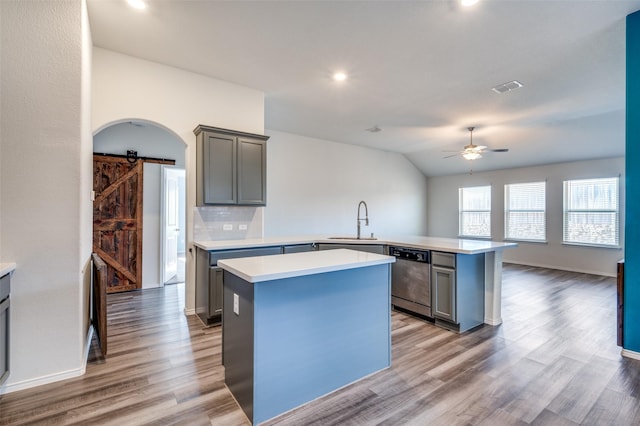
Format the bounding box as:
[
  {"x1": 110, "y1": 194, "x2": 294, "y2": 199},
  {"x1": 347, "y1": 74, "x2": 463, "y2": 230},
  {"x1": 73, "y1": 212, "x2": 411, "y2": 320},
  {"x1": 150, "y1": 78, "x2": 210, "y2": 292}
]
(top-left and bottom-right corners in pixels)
[{"x1": 93, "y1": 155, "x2": 143, "y2": 293}]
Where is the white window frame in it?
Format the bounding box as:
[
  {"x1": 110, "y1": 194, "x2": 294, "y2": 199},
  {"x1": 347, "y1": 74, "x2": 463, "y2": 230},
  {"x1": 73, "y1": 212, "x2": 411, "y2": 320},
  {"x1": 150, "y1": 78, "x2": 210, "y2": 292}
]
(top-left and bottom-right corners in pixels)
[
  {"x1": 562, "y1": 177, "x2": 620, "y2": 248},
  {"x1": 504, "y1": 181, "x2": 546, "y2": 242},
  {"x1": 458, "y1": 185, "x2": 491, "y2": 238}
]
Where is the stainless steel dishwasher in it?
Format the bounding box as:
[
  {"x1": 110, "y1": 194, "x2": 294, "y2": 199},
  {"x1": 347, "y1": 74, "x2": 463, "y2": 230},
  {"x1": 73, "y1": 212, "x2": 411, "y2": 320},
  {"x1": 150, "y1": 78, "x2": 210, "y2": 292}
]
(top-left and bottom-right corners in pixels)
[{"x1": 390, "y1": 246, "x2": 432, "y2": 318}]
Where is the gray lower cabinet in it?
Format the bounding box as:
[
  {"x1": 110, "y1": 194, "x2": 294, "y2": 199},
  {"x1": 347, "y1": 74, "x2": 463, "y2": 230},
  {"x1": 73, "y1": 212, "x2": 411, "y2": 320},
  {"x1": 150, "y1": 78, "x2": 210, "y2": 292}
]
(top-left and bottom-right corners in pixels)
[
  {"x1": 317, "y1": 243, "x2": 385, "y2": 254},
  {"x1": 194, "y1": 125, "x2": 268, "y2": 206},
  {"x1": 195, "y1": 246, "x2": 282, "y2": 326},
  {"x1": 431, "y1": 251, "x2": 485, "y2": 333},
  {"x1": 208, "y1": 267, "x2": 224, "y2": 319},
  {"x1": 282, "y1": 243, "x2": 317, "y2": 254},
  {"x1": 0, "y1": 273, "x2": 10, "y2": 386},
  {"x1": 432, "y1": 265, "x2": 456, "y2": 323}
]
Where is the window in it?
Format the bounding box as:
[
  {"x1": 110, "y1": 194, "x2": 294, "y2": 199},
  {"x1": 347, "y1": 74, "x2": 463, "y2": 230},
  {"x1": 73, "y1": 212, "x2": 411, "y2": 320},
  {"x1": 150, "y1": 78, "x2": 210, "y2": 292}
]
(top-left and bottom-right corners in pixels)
[
  {"x1": 459, "y1": 185, "x2": 491, "y2": 238},
  {"x1": 504, "y1": 181, "x2": 546, "y2": 241},
  {"x1": 563, "y1": 177, "x2": 619, "y2": 247}
]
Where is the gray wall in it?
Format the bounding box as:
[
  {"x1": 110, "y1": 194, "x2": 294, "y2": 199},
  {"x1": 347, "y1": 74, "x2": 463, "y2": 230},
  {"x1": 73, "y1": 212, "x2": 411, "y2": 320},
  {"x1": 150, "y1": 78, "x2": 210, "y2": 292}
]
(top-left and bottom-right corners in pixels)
[{"x1": 427, "y1": 157, "x2": 625, "y2": 276}]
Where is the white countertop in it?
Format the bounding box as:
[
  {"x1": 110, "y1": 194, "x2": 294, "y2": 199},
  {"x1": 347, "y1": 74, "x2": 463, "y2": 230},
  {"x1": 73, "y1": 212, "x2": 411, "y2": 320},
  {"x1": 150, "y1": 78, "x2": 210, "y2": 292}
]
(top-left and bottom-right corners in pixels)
[
  {"x1": 194, "y1": 235, "x2": 516, "y2": 254},
  {"x1": 218, "y1": 248, "x2": 395, "y2": 283},
  {"x1": 0, "y1": 262, "x2": 16, "y2": 277}
]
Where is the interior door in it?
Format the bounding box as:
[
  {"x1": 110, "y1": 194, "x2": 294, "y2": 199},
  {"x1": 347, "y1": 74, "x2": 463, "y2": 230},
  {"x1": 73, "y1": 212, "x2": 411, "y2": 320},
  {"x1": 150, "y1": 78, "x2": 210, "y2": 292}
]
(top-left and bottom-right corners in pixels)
[
  {"x1": 93, "y1": 155, "x2": 143, "y2": 293},
  {"x1": 163, "y1": 167, "x2": 180, "y2": 283}
]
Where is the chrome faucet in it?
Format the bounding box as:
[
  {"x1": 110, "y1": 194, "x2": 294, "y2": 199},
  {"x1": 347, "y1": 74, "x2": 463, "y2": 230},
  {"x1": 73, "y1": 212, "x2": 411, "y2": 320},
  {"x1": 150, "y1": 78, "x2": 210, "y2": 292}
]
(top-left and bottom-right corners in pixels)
[{"x1": 357, "y1": 201, "x2": 369, "y2": 239}]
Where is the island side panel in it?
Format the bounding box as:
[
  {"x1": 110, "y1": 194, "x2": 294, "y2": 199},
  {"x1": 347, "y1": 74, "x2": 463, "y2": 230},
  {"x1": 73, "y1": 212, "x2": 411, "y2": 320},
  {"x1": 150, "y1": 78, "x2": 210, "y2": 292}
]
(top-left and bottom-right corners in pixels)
[
  {"x1": 484, "y1": 250, "x2": 503, "y2": 325},
  {"x1": 457, "y1": 253, "x2": 485, "y2": 332},
  {"x1": 222, "y1": 272, "x2": 255, "y2": 423},
  {"x1": 252, "y1": 264, "x2": 391, "y2": 424}
]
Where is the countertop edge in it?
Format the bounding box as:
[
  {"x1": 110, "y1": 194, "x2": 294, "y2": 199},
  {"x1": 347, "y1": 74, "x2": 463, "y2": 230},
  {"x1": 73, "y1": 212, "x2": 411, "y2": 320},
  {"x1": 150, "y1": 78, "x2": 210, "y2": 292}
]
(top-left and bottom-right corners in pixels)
[
  {"x1": 0, "y1": 263, "x2": 17, "y2": 277},
  {"x1": 218, "y1": 249, "x2": 395, "y2": 283},
  {"x1": 194, "y1": 235, "x2": 517, "y2": 254}
]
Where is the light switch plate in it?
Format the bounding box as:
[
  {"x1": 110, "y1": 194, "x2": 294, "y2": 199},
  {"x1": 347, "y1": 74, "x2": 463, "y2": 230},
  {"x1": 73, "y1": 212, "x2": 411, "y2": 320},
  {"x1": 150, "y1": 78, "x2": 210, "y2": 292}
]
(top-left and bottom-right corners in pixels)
[{"x1": 233, "y1": 293, "x2": 239, "y2": 315}]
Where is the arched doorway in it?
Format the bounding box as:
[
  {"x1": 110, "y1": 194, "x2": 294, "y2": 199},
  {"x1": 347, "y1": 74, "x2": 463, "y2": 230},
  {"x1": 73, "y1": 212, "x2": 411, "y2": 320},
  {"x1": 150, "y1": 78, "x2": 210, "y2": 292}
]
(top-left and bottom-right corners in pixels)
[{"x1": 93, "y1": 120, "x2": 187, "y2": 290}]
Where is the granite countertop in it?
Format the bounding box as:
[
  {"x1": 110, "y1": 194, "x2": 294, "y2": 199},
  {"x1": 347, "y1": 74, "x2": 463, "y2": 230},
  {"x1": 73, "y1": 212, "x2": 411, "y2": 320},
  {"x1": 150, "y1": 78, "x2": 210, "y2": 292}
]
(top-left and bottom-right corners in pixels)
[
  {"x1": 194, "y1": 234, "x2": 516, "y2": 255},
  {"x1": 217, "y1": 248, "x2": 395, "y2": 283},
  {"x1": 0, "y1": 263, "x2": 16, "y2": 277}
]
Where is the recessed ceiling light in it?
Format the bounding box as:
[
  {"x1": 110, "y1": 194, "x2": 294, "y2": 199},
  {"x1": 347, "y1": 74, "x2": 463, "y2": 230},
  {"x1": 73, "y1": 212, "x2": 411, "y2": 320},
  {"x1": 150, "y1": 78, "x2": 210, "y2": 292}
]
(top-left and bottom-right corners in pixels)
[
  {"x1": 127, "y1": 0, "x2": 147, "y2": 10},
  {"x1": 461, "y1": 0, "x2": 479, "y2": 6},
  {"x1": 333, "y1": 72, "x2": 347, "y2": 82}
]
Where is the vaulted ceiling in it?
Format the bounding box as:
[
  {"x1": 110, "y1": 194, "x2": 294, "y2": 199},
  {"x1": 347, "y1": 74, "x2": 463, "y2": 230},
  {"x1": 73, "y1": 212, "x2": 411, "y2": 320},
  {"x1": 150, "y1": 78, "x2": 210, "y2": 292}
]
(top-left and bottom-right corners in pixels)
[{"x1": 87, "y1": 0, "x2": 640, "y2": 176}]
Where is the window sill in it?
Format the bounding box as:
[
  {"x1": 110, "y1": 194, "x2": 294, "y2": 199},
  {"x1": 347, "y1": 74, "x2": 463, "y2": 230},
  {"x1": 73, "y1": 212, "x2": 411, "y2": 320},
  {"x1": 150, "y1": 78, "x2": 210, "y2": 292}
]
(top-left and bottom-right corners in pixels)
[
  {"x1": 562, "y1": 242, "x2": 622, "y2": 250},
  {"x1": 458, "y1": 235, "x2": 492, "y2": 240},
  {"x1": 504, "y1": 239, "x2": 548, "y2": 244}
]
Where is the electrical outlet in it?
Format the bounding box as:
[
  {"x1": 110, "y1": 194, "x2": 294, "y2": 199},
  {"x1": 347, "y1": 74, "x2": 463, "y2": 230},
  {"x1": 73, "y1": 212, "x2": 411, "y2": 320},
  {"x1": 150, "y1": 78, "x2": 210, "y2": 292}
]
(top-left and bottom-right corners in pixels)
[
  {"x1": 239, "y1": 224, "x2": 248, "y2": 231},
  {"x1": 223, "y1": 224, "x2": 233, "y2": 231},
  {"x1": 233, "y1": 293, "x2": 239, "y2": 315}
]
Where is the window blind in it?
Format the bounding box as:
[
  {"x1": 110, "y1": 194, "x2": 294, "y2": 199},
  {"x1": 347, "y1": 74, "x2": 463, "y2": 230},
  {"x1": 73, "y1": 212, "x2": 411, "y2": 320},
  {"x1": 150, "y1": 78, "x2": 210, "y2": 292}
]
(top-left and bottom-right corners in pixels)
[
  {"x1": 459, "y1": 185, "x2": 491, "y2": 238},
  {"x1": 563, "y1": 177, "x2": 619, "y2": 246},
  {"x1": 504, "y1": 181, "x2": 546, "y2": 241}
]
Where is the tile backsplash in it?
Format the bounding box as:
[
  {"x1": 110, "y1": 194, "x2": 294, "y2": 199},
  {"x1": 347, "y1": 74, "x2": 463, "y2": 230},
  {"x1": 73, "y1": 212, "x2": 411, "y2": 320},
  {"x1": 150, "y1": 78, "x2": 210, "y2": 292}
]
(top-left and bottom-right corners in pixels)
[{"x1": 194, "y1": 206, "x2": 263, "y2": 241}]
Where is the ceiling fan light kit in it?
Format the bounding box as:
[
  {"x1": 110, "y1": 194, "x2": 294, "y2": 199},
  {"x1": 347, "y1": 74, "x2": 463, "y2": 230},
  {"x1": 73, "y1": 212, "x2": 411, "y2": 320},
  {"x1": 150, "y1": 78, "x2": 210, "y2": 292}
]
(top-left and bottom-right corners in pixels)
[
  {"x1": 443, "y1": 126, "x2": 509, "y2": 162},
  {"x1": 462, "y1": 151, "x2": 482, "y2": 161}
]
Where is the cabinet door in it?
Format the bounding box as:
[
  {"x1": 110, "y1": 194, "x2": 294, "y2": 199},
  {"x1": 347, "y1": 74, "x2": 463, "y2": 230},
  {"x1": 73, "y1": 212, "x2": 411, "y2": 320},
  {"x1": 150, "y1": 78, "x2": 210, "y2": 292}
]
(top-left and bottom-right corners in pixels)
[
  {"x1": 0, "y1": 297, "x2": 9, "y2": 385},
  {"x1": 203, "y1": 133, "x2": 237, "y2": 204},
  {"x1": 282, "y1": 244, "x2": 316, "y2": 254},
  {"x1": 195, "y1": 248, "x2": 211, "y2": 324},
  {"x1": 317, "y1": 244, "x2": 385, "y2": 254},
  {"x1": 432, "y1": 265, "x2": 456, "y2": 323},
  {"x1": 209, "y1": 267, "x2": 224, "y2": 317},
  {"x1": 237, "y1": 138, "x2": 266, "y2": 205}
]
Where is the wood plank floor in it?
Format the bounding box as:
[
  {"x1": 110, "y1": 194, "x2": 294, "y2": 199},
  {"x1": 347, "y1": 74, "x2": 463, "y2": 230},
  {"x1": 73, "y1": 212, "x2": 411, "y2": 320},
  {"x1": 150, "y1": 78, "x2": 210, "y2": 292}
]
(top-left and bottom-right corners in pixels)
[{"x1": 1, "y1": 264, "x2": 639, "y2": 425}]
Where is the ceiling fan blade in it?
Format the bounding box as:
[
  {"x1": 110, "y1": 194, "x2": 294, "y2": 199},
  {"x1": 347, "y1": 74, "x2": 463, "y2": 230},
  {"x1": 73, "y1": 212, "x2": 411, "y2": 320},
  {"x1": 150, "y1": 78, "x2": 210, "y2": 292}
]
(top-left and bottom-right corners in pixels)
[
  {"x1": 489, "y1": 148, "x2": 509, "y2": 152},
  {"x1": 442, "y1": 153, "x2": 461, "y2": 159}
]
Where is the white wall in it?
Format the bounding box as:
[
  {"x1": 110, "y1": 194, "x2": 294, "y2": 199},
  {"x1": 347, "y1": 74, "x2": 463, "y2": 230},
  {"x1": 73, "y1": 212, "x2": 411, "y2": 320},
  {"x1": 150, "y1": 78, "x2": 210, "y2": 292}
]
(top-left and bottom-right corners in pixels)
[
  {"x1": 143, "y1": 163, "x2": 162, "y2": 288},
  {"x1": 92, "y1": 48, "x2": 265, "y2": 312},
  {"x1": 93, "y1": 121, "x2": 187, "y2": 168},
  {"x1": 264, "y1": 130, "x2": 429, "y2": 237},
  {"x1": 0, "y1": 0, "x2": 93, "y2": 392},
  {"x1": 427, "y1": 157, "x2": 625, "y2": 276}
]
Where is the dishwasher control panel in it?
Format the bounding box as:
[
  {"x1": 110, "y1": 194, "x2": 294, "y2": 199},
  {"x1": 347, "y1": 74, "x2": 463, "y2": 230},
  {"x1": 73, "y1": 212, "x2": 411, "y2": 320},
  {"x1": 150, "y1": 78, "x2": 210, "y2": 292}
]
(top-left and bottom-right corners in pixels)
[{"x1": 389, "y1": 246, "x2": 430, "y2": 263}]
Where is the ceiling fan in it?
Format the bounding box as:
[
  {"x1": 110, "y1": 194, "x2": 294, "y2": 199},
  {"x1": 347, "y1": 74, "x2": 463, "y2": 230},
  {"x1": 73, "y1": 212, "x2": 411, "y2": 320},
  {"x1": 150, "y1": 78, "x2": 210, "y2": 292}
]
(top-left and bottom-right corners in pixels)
[{"x1": 443, "y1": 127, "x2": 509, "y2": 160}]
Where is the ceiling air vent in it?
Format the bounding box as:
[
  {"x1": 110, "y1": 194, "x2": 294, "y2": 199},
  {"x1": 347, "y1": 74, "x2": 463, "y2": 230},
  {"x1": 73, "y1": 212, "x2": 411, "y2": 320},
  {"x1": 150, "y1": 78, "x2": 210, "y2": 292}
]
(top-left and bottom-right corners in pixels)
[
  {"x1": 492, "y1": 80, "x2": 523, "y2": 94},
  {"x1": 365, "y1": 125, "x2": 383, "y2": 133}
]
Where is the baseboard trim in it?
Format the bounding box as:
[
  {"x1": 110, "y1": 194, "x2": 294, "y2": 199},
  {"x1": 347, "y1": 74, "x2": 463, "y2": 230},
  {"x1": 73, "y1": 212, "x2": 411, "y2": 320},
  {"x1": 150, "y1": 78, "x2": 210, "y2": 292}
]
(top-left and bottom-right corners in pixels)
[
  {"x1": 0, "y1": 327, "x2": 93, "y2": 395},
  {"x1": 621, "y1": 349, "x2": 640, "y2": 360},
  {"x1": 184, "y1": 307, "x2": 196, "y2": 316},
  {"x1": 484, "y1": 317, "x2": 502, "y2": 326}
]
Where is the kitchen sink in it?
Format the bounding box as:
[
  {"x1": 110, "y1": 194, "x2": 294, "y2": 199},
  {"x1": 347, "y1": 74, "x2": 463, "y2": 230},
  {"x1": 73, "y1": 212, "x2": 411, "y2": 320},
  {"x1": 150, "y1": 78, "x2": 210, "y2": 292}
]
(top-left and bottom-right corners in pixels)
[{"x1": 327, "y1": 236, "x2": 378, "y2": 241}]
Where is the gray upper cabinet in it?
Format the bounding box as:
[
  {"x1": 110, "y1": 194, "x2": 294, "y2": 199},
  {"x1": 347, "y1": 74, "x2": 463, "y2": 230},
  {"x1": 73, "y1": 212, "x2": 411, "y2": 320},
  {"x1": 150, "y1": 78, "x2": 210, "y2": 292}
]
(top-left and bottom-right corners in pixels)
[
  {"x1": 238, "y1": 137, "x2": 267, "y2": 205},
  {"x1": 195, "y1": 125, "x2": 268, "y2": 206}
]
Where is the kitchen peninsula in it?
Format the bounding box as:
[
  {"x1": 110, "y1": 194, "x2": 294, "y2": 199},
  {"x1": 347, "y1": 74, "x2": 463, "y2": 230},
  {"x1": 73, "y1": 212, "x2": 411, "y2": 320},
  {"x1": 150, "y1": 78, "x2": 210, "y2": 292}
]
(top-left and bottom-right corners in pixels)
[
  {"x1": 194, "y1": 235, "x2": 516, "y2": 326},
  {"x1": 218, "y1": 249, "x2": 395, "y2": 425}
]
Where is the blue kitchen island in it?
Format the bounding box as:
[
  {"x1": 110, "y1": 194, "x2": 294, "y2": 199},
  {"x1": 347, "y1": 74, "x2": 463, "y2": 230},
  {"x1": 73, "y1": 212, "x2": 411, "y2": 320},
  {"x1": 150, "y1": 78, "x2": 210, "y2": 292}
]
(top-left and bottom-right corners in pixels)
[{"x1": 218, "y1": 249, "x2": 395, "y2": 425}]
